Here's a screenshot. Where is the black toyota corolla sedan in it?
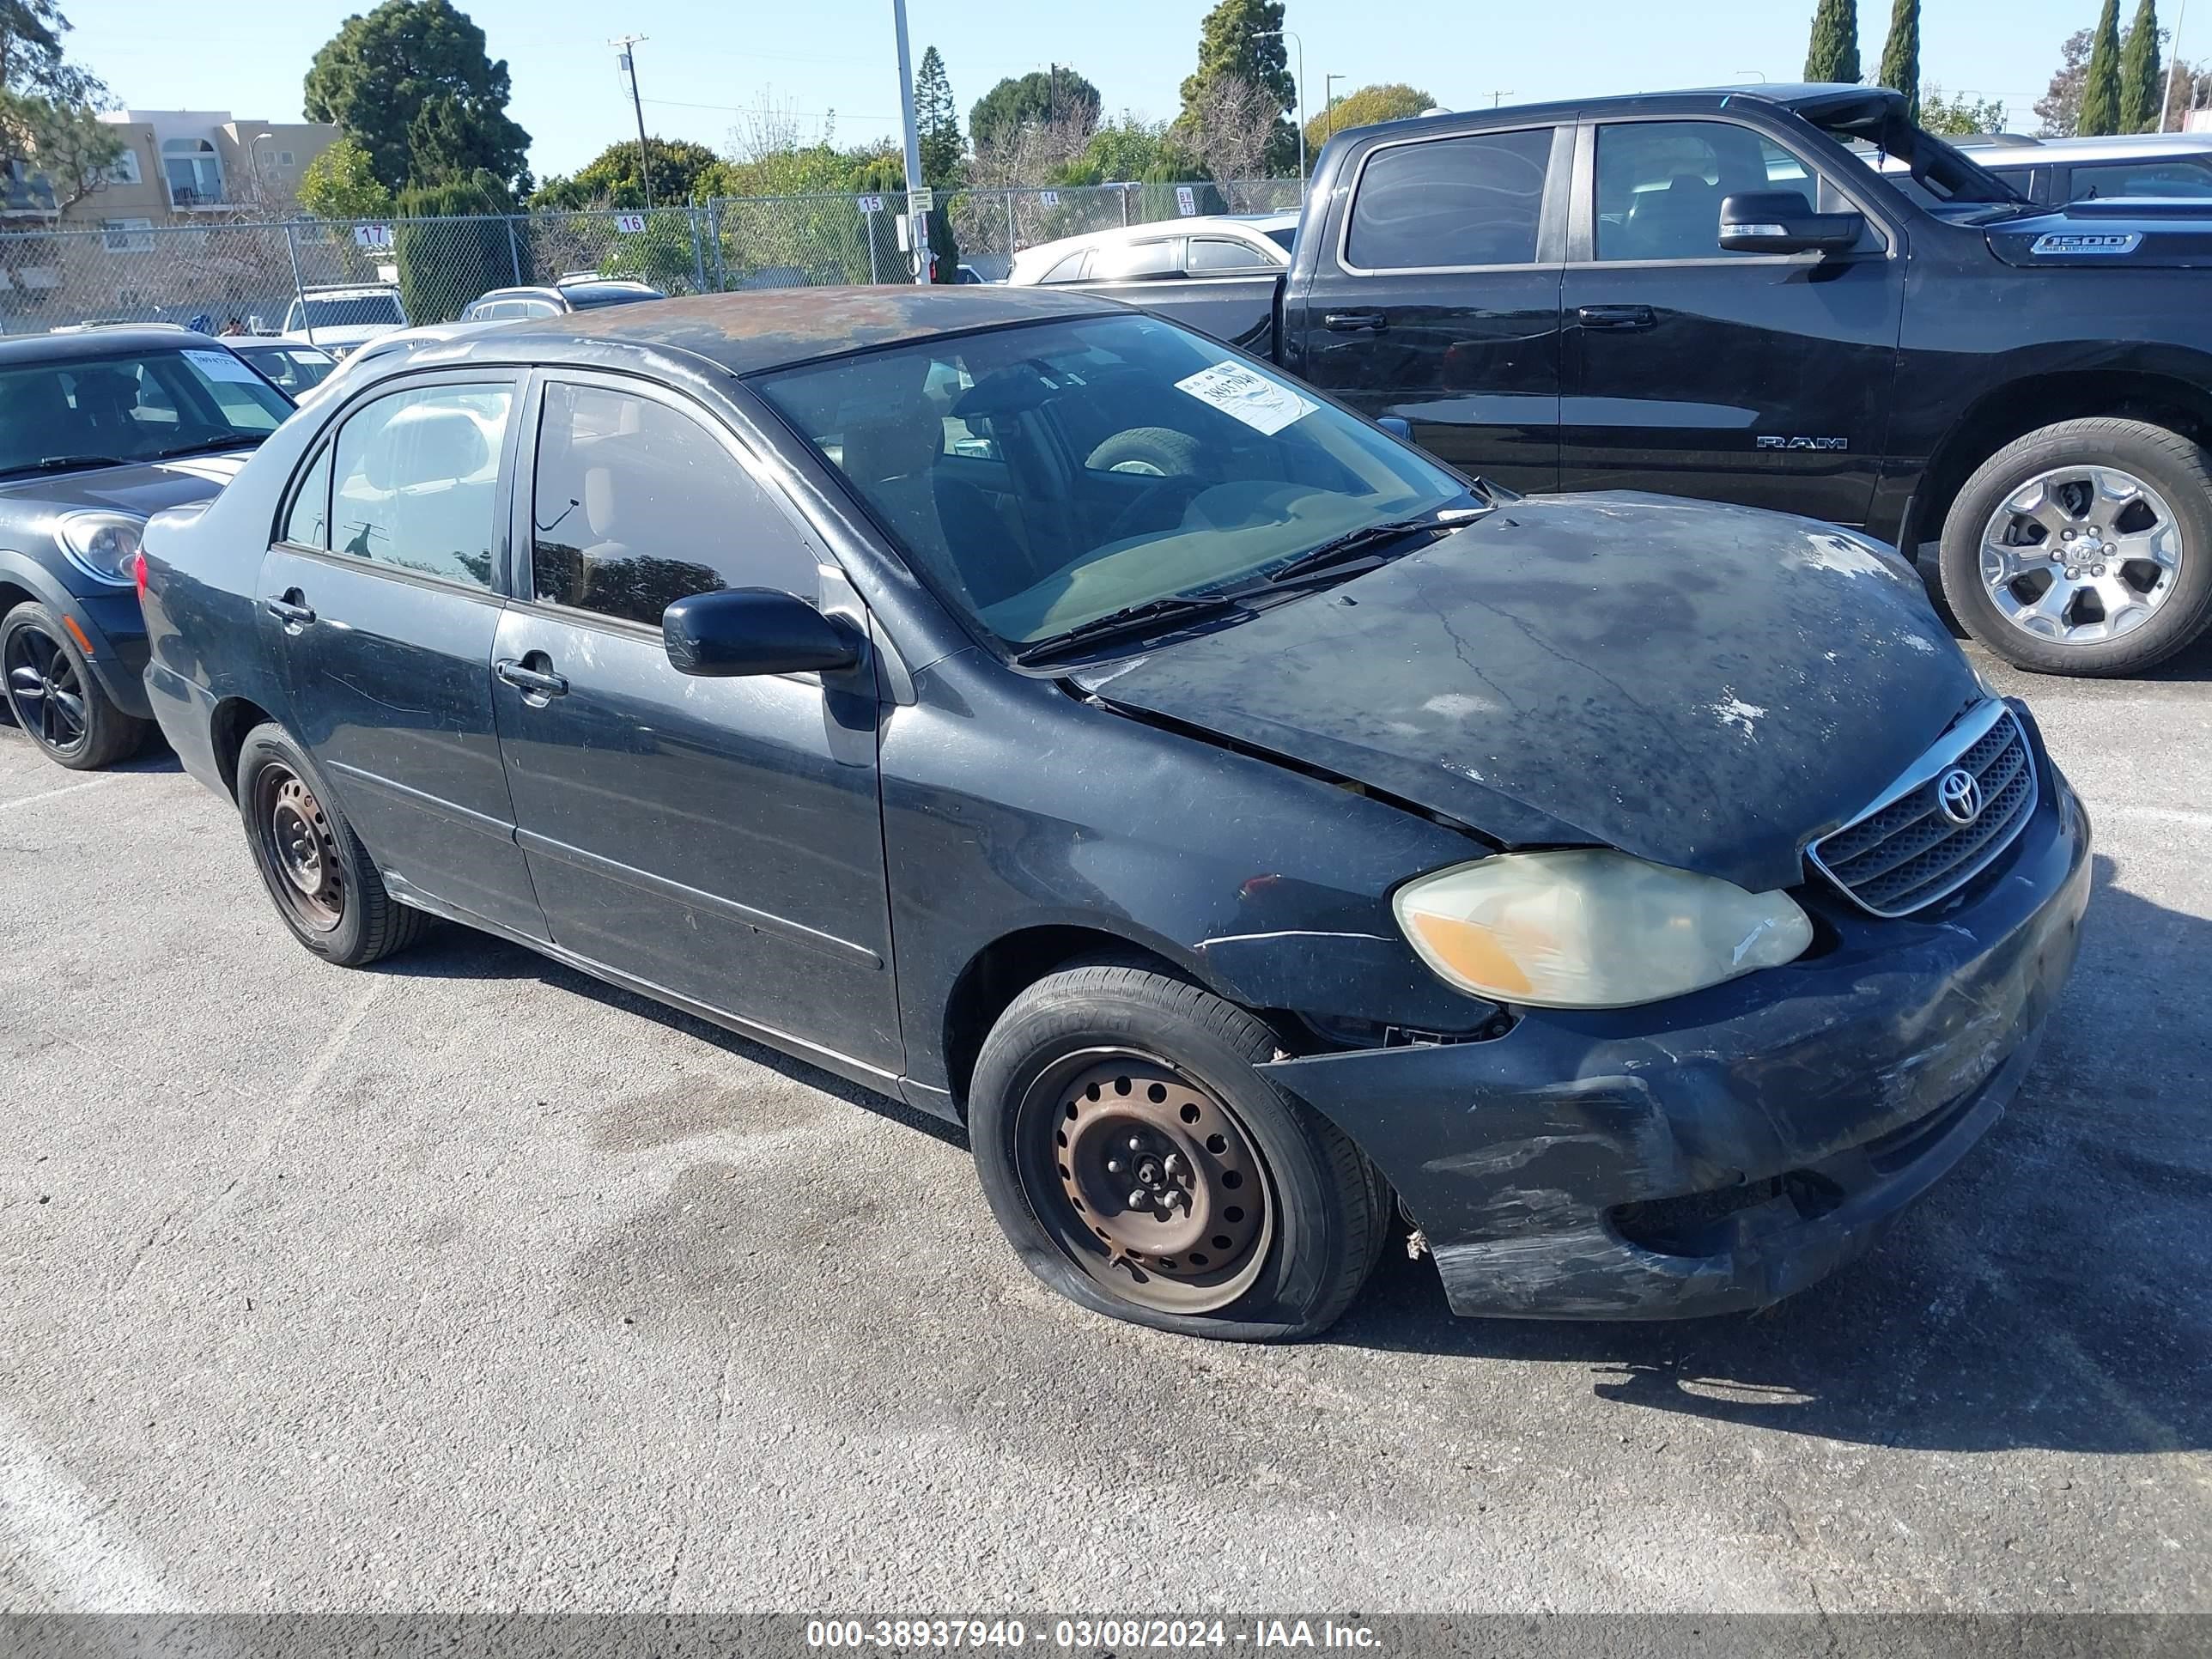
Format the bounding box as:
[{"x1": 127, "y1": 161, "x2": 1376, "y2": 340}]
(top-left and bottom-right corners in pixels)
[
  {"x1": 138, "y1": 289, "x2": 2090, "y2": 1340},
  {"x1": 1, "y1": 326, "x2": 290, "y2": 769}
]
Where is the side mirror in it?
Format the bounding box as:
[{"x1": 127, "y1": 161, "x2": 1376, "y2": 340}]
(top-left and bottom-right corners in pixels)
[
  {"x1": 1717, "y1": 191, "x2": 1865, "y2": 256},
  {"x1": 663, "y1": 587, "x2": 862, "y2": 678}
]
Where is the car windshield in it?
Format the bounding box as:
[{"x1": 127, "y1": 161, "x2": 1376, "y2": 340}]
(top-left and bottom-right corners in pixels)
[
  {"x1": 757, "y1": 313, "x2": 1477, "y2": 653},
  {"x1": 287, "y1": 294, "x2": 404, "y2": 330},
  {"x1": 0, "y1": 347, "x2": 291, "y2": 477},
  {"x1": 563, "y1": 283, "x2": 664, "y2": 309},
  {"x1": 1263, "y1": 225, "x2": 1297, "y2": 251},
  {"x1": 234, "y1": 343, "x2": 337, "y2": 393}
]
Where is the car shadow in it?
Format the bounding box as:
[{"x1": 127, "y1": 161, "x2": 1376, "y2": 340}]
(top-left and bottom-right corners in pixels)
[{"x1": 1325, "y1": 854, "x2": 2210, "y2": 1455}]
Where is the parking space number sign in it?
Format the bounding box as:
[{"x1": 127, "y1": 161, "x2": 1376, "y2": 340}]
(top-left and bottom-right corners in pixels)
[{"x1": 615, "y1": 213, "x2": 647, "y2": 234}]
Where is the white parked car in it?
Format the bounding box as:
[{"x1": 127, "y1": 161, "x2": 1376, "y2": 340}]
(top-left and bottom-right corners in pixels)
[
  {"x1": 1006, "y1": 212, "x2": 1299, "y2": 286},
  {"x1": 279, "y1": 284, "x2": 409, "y2": 358}
]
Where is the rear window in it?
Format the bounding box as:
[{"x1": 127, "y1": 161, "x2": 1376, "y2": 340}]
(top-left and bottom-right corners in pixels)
[
  {"x1": 289, "y1": 293, "x2": 404, "y2": 330},
  {"x1": 562, "y1": 283, "x2": 665, "y2": 309},
  {"x1": 1346, "y1": 128, "x2": 1553, "y2": 269}
]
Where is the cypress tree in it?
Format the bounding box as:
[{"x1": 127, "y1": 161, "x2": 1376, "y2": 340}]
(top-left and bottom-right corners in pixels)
[
  {"x1": 2119, "y1": 0, "x2": 2166, "y2": 131},
  {"x1": 1803, "y1": 0, "x2": 1862, "y2": 85},
  {"x1": 2079, "y1": 0, "x2": 2125, "y2": 135},
  {"x1": 1877, "y1": 0, "x2": 1920, "y2": 118}
]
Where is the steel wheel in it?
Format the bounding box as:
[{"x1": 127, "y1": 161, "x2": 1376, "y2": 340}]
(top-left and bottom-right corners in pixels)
[
  {"x1": 1018, "y1": 1049, "x2": 1276, "y2": 1316},
  {"x1": 3, "y1": 622, "x2": 90, "y2": 759},
  {"x1": 1978, "y1": 464, "x2": 2182, "y2": 647},
  {"x1": 253, "y1": 762, "x2": 344, "y2": 932}
]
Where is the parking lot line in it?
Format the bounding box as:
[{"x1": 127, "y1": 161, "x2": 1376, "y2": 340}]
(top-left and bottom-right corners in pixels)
[
  {"x1": 0, "y1": 1407, "x2": 183, "y2": 1613},
  {"x1": 0, "y1": 775, "x2": 120, "y2": 814}
]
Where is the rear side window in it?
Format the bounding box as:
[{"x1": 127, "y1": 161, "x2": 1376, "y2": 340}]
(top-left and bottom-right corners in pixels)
[
  {"x1": 1188, "y1": 237, "x2": 1276, "y2": 271},
  {"x1": 1040, "y1": 250, "x2": 1090, "y2": 283},
  {"x1": 2073, "y1": 159, "x2": 2212, "y2": 200},
  {"x1": 1091, "y1": 239, "x2": 1182, "y2": 279},
  {"x1": 529, "y1": 381, "x2": 817, "y2": 627},
  {"x1": 331, "y1": 384, "x2": 512, "y2": 590},
  {"x1": 283, "y1": 445, "x2": 331, "y2": 549},
  {"x1": 1346, "y1": 128, "x2": 1553, "y2": 269}
]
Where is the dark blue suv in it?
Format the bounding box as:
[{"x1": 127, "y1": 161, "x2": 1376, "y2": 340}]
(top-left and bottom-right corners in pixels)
[{"x1": 0, "y1": 326, "x2": 290, "y2": 769}]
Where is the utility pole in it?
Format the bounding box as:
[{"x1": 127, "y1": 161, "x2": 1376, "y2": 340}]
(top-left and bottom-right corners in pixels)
[
  {"x1": 2170, "y1": 0, "x2": 2193, "y2": 131},
  {"x1": 1488, "y1": 89, "x2": 1515, "y2": 109},
  {"x1": 891, "y1": 0, "x2": 929, "y2": 283},
  {"x1": 611, "y1": 36, "x2": 653, "y2": 208}
]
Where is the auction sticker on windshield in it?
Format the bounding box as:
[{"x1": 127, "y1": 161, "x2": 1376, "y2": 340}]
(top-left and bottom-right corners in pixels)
[
  {"x1": 185, "y1": 349, "x2": 268, "y2": 385},
  {"x1": 1175, "y1": 361, "x2": 1316, "y2": 436}
]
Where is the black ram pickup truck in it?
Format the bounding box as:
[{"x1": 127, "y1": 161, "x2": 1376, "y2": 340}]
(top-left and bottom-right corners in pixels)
[{"x1": 1067, "y1": 83, "x2": 2212, "y2": 676}]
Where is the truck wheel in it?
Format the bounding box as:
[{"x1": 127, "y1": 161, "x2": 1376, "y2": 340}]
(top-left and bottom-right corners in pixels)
[
  {"x1": 1940, "y1": 418, "x2": 2212, "y2": 676},
  {"x1": 1, "y1": 600, "x2": 150, "y2": 770},
  {"x1": 968, "y1": 962, "x2": 1389, "y2": 1341},
  {"x1": 235, "y1": 722, "x2": 428, "y2": 967}
]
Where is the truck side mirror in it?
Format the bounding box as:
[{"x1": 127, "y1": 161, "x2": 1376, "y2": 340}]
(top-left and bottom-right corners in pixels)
[{"x1": 1717, "y1": 191, "x2": 1865, "y2": 256}]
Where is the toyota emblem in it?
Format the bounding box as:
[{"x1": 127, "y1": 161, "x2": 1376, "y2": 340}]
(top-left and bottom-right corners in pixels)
[{"x1": 1936, "y1": 767, "x2": 1984, "y2": 826}]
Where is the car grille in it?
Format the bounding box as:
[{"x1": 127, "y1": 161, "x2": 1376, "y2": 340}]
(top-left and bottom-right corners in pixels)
[{"x1": 1807, "y1": 702, "x2": 2038, "y2": 918}]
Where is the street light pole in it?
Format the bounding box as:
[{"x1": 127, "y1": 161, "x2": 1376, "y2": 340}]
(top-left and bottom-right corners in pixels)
[
  {"x1": 248, "y1": 130, "x2": 276, "y2": 212},
  {"x1": 891, "y1": 0, "x2": 929, "y2": 283},
  {"x1": 1258, "y1": 28, "x2": 1306, "y2": 179},
  {"x1": 2169, "y1": 0, "x2": 2193, "y2": 131}
]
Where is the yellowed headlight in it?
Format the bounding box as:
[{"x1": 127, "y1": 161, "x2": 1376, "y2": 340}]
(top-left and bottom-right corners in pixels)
[{"x1": 1392, "y1": 850, "x2": 1813, "y2": 1009}]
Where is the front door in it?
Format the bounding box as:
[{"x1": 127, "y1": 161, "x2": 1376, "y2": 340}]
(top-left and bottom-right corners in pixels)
[
  {"x1": 1281, "y1": 124, "x2": 1568, "y2": 494},
  {"x1": 490, "y1": 374, "x2": 902, "y2": 1073},
  {"x1": 258, "y1": 374, "x2": 546, "y2": 939},
  {"x1": 1558, "y1": 117, "x2": 1905, "y2": 526}
]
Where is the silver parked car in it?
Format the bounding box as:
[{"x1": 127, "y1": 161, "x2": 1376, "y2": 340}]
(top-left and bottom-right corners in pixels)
[{"x1": 1945, "y1": 132, "x2": 2212, "y2": 205}]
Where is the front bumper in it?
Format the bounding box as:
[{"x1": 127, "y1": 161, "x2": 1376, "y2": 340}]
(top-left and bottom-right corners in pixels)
[
  {"x1": 70, "y1": 590, "x2": 154, "y2": 721},
  {"x1": 1261, "y1": 763, "x2": 2092, "y2": 1322}
]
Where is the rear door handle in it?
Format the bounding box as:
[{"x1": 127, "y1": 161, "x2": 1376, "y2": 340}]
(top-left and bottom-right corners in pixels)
[
  {"x1": 1323, "y1": 310, "x2": 1387, "y2": 332},
  {"x1": 264, "y1": 594, "x2": 315, "y2": 627},
  {"x1": 495, "y1": 657, "x2": 569, "y2": 699},
  {"x1": 1577, "y1": 303, "x2": 1656, "y2": 331}
]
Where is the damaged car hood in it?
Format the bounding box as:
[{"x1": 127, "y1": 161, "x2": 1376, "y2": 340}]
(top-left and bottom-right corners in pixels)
[{"x1": 1073, "y1": 492, "x2": 1978, "y2": 895}]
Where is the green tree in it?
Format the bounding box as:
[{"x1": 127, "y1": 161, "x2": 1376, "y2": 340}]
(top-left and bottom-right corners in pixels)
[
  {"x1": 969, "y1": 67, "x2": 1101, "y2": 149},
  {"x1": 1803, "y1": 0, "x2": 1862, "y2": 84},
  {"x1": 2078, "y1": 0, "x2": 2125, "y2": 134},
  {"x1": 1918, "y1": 83, "x2": 2008, "y2": 135},
  {"x1": 1048, "y1": 114, "x2": 1199, "y2": 185},
  {"x1": 1876, "y1": 0, "x2": 1919, "y2": 117},
  {"x1": 0, "y1": 0, "x2": 118, "y2": 213},
  {"x1": 393, "y1": 169, "x2": 519, "y2": 322},
  {"x1": 2120, "y1": 0, "x2": 2165, "y2": 131},
  {"x1": 304, "y1": 0, "x2": 531, "y2": 194},
  {"x1": 1179, "y1": 0, "x2": 1297, "y2": 173},
  {"x1": 532, "y1": 137, "x2": 723, "y2": 209},
  {"x1": 296, "y1": 135, "x2": 395, "y2": 219},
  {"x1": 915, "y1": 46, "x2": 963, "y2": 185},
  {"x1": 1304, "y1": 82, "x2": 1431, "y2": 155}
]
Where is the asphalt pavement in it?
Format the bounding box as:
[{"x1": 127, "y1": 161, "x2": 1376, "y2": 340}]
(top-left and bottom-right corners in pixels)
[{"x1": 0, "y1": 636, "x2": 2206, "y2": 1617}]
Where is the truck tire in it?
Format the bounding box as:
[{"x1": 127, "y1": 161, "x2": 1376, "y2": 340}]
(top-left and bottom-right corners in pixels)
[
  {"x1": 1939, "y1": 417, "x2": 2212, "y2": 676},
  {"x1": 968, "y1": 961, "x2": 1389, "y2": 1341}
]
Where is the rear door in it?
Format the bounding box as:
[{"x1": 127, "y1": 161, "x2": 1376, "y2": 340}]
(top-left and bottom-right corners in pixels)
[
  {"x1": 257, "y1": 372, "x2": 547, "y2": 938},
  {"x1": 489, "y1": 372, "x2": 902, "y2": 1073},
  {"x1": 1557, "y1": 115, "x2": 1904, "y2": 526},
  {"x1": 1280, "y1": 123, "x2": 1570, "y2": 493}
]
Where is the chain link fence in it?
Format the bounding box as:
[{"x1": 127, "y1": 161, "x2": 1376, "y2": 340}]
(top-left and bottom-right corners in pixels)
[{"x1": 0, "y1": 179, "x2": 1307, "y2": 338}]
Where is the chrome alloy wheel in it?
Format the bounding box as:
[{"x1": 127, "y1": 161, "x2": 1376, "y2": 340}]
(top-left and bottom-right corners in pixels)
[{"x1": 1979, "y1": 465, "x2": 2182, "y2": 647}]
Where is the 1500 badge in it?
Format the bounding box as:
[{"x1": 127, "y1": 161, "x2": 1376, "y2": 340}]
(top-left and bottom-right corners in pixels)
[{"x1": 2029, "y1": 231, "x2": 2143, "y2": 255}]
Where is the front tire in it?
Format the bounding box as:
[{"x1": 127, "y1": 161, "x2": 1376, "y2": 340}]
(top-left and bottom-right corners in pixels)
[
  {"x1": 1939, "y1": 417, "x2": 2212, "y2": 676},
  {"x1": 235, "y1": 722, "x2": 427, "y2": 967},
  {"x1": 1, "y1": 600, "x2": 150, "y2": 770},
  {"x1": 969, "y1": 963, "x2": 1389, "y2": 1341}
]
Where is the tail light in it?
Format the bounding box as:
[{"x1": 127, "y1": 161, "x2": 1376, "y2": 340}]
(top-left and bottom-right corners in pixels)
[{"x1": 133, "y1": 550, "x2": 149, "y2": 599}]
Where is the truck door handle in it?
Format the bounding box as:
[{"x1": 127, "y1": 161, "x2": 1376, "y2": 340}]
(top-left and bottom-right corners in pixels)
[
  {"x1": 1323, "y1": 310, "x2": 1387, "y2": 332},
  {"x1": 495, "y1": 656, "x2": 568, "y2": 699},
  {"x1": 1577, "y1": 303, "x2": 1656, "y2": 331},
  {"x1": 264, "y1": 592, "x2": 315, "y2": 627}
]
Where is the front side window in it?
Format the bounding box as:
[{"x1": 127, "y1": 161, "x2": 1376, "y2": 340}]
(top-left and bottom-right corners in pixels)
[
  {"x1": 1596, "y1": 121, "x2": 1838, "y2": 261},
  {"x1": 530, "y1": 382, "x2": 816, "y2": 627},
  {"x1": 758, "y1": 313, "x2": 1477, "y2": 653},
  {"x1": 331, "y1": 384, "x2": 512, "y2": 590},
  {"x1": 1346, "y1": 128, "x2": 1553, "y2": 269},
  {"x1": 0, "y1": 349, "x2": 290, "y2": 477}
]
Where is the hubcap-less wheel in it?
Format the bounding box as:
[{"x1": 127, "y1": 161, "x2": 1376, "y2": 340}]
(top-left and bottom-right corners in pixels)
[
  {"x1": 1979, "y1": 465, "x2": 2182, "y2": 646},
  {"x1": 256, "y1": 764, "x2": 343, "y2": 931},
  {"x1": 3, "y1": 624, "x2": 89, "y2": 758},
  {"x1": 1020, "y1": 1051, "x2": 1275, "y2": 1316}
]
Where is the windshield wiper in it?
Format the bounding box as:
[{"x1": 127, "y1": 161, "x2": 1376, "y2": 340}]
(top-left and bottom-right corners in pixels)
[
  {"x1": 151, "y1": 435, "x2": 262, "y2": 459},
  {"x1": 11, "y1": 454, "x2": 132, "y2": 475},
  {"x1": 1259, "y1": 505, "x2": 1486, "y2": 586},
  {"x1": 1011, "y1": 593, "x2": 1248, "y2": 665}
]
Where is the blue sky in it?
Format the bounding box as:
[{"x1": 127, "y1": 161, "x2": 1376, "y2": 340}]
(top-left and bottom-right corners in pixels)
[{"x1": 76, "y1": 0, "x2": 2144, "y2": 180}]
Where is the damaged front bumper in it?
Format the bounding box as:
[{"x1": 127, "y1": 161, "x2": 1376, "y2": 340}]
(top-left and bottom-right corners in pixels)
[{"x1": 1261, "y1": 765, "x2": 2092, "y2": 1322}]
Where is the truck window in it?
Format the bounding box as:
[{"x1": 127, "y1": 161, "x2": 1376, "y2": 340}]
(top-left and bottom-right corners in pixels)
[
  {"x1": 1595, "y1": 120, "x2": 1826, "y2": 262},
  {"x1": 1344, "y1": 128, "x2": 1553, "y2": 270}
]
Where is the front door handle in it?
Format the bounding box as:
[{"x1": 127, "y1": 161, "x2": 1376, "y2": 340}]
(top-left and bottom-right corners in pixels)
[
  {"x1": 264, "y1": 592, "x2": 315, "y2": 627},
  {"x1": 495, "y1": 657, "x2": 569, "y2": 699},
  {"x1": 1323, "y1": 310, "x2": 1387, "y2": 332},
  {"x1": 1577, "y1": 303, "x2": 1657, "y2": 331}
]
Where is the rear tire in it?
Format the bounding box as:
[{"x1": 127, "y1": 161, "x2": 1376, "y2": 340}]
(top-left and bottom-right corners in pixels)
[
  {"x1": 1939, "y1": 417, "x2": 2212, "y2": 676},
  {"x1": 968, "y1": 963, "x2": 1388, "y2": 1341},
  {"x1": 235, "y1": 722, "x2": 428, "y2": 967},
  {"x1": 1, "y1": 600, "x2": 150, "y2": 770}
]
